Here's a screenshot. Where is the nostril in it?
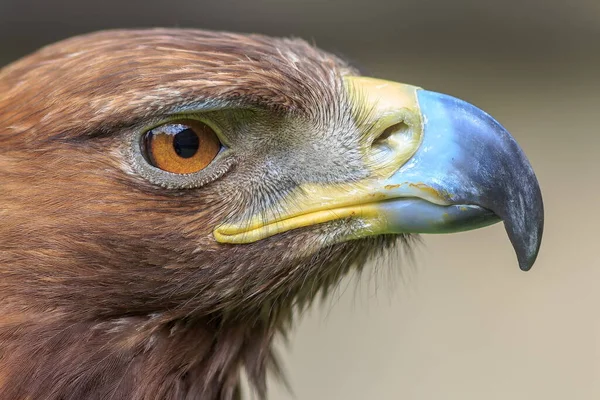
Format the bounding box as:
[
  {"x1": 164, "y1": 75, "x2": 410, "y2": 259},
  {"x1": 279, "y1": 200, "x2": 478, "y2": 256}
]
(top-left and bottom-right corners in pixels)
[
  {"x1": 372, "y1": 121, "x2": 411, "y2": 148},
  {"x1": 368, "y1": 120, "x2": 420, "y2": 171}
]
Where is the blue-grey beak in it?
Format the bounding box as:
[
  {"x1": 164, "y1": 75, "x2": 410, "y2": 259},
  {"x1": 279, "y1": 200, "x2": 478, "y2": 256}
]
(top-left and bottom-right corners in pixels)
[{"x1": 377, "y1": 90, "x2": 544, "y2": 270}]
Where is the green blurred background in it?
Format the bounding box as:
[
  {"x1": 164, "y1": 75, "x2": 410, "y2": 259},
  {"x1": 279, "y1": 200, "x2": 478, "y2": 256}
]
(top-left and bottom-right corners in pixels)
[{"x1": 1, "y1": 1, "x2": 598, "y2": 399}]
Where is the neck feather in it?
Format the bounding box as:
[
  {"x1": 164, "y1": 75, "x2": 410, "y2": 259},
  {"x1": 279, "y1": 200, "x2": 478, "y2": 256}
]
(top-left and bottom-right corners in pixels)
[{"x1": 0, "y1": 311, "x2": 284, "y2": 400}]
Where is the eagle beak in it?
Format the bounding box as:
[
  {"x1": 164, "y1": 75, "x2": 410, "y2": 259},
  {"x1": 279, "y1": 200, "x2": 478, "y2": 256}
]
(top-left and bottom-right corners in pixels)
[
  {"x1": 372, "y1": 87, "x2": 544, "y2": 271},
  {"x1": 214, "y1": 77, "x2": 544, "y2": 271}
]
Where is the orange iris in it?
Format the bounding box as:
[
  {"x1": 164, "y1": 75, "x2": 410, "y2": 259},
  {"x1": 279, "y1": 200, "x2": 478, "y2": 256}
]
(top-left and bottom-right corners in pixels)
[{"x1": 144, "y1": 120, "x2": 221, "y2": 174}]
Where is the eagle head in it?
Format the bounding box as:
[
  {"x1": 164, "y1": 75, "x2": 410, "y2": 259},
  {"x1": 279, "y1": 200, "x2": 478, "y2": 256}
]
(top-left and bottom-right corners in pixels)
[{"x1": 0, "y1": 29, "x2": 543, "y2": 399}]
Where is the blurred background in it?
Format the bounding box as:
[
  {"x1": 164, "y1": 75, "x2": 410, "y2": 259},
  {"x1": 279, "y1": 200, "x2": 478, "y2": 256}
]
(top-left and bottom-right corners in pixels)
[{"x1": 1, "y1": 0, "x2": 598, "y2": 399}]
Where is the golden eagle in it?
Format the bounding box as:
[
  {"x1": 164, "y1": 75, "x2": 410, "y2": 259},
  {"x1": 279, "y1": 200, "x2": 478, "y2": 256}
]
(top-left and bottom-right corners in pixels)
[{"x1": 0, "y1": 29, "x2": 543, "y2": 400}]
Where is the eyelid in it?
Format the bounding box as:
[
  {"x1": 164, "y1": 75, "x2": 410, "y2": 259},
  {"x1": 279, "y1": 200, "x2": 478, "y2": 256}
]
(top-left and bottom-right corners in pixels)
[{"x1": 141, "y1": 115, "x2": 231, "y2": 148}]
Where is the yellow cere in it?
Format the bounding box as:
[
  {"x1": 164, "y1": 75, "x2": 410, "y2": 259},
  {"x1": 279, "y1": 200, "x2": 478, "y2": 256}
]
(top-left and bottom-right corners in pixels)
[{"x1": 344, "y1": 76, "x2": 423, "y2": 178}]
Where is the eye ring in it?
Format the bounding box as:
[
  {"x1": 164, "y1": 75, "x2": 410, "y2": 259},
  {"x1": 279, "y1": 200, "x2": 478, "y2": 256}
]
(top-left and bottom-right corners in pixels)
[{"x1": 142, "y1": 119, "x2": 222, "y2": 175}]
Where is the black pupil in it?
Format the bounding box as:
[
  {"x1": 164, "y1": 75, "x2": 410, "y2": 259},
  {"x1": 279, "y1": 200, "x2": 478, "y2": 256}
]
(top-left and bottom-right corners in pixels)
[{"x1": 173, "y1": 128, "x2": 200, "y2": 158}]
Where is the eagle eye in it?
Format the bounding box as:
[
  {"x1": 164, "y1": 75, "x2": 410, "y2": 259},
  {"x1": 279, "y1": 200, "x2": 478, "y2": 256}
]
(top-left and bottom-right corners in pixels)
[{"x1": 142, "y1": 120, "x2": 221, "y2": 174}]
